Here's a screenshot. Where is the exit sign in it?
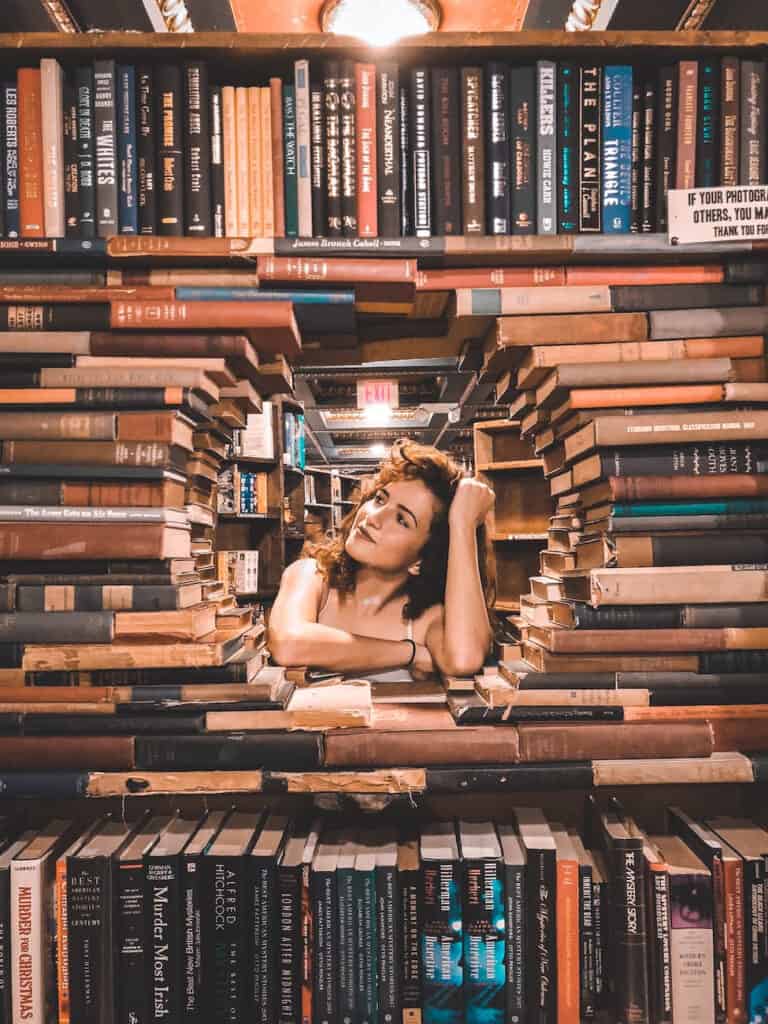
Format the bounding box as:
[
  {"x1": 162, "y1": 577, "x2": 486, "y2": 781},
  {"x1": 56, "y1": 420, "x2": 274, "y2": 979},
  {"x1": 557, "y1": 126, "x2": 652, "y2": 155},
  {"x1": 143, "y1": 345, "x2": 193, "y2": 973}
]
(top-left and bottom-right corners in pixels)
[{"x1": 356, "y1": 379, "x2": 399, "y2": 409}]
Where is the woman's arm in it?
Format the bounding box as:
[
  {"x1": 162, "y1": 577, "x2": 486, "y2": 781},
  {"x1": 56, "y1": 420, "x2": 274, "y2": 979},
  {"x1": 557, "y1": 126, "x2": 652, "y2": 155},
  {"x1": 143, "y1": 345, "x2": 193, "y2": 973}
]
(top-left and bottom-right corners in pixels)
[
  {"x1": 268, "y1": 558, "x2": 418, "y2": 673},
  {"x1": 426, "y1": 478, "x2": 494, "y2": 677}
]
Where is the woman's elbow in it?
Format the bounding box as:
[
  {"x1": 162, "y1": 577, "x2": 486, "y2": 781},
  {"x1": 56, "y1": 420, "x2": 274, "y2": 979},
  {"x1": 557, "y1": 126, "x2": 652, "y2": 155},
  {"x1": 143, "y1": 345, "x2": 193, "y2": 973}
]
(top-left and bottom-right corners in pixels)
[{"x1": 267, "y1": 627, "x2": 306, "y2": 667}]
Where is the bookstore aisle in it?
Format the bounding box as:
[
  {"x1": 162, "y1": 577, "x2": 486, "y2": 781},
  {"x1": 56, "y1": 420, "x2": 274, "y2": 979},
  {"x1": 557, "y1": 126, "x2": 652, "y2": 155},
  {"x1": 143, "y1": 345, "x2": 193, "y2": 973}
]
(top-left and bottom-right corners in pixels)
[{"x1": 3, "y1": 26, "x2": 768, "y2": 1024}]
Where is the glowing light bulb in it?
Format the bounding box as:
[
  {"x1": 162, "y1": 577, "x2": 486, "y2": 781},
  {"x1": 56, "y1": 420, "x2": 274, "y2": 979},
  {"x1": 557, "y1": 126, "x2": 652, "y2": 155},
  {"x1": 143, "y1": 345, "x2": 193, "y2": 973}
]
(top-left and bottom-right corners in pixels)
[{"x1": 320, "y1": 0, "x2": 440, "y2": 46}]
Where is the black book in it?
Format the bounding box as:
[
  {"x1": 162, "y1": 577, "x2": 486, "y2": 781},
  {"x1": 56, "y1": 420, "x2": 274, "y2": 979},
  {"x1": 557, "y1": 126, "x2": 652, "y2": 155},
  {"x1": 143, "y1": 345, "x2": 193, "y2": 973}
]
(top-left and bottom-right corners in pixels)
[
  {"x1": 2, "y1": 82, "x2": 18, "y2": 239},
  {"x1": 696, "y1": 57, "x2": 720, "y2": 187},
  {"x1": 322, "y1": 61, "x2": 342, "y2": 237},
  {"x1": 398, "y1": 833, "x2": 421, "y2": 1023},
  {"x1": 117, "y1": 65, "x2": 137, "y2": 235},
  {"x1": 115, "y1": 816, "x2": 172, "y2": 1024},
  {"x1": 145, "y1": 816, "x2": 201, "y2": 1024},
  {"x1": 249, "y1": 813, "x2": 289, "y2": 1024},
  {"x1": 399, "y1": 85, "x2": 411, "y2": 236},
  {"x1": 651, "y1": 686, "x2": 768, "y2": 706},
  {"x1": 310, "y1": 831, "x2": 340, "y2": 1024},
  {"x1": 62, "y1": 77, "x2": 79, "y2": 238},
  {"x1": 640, "y1": 75, "x2": 656, "y2": 232},
  {"x1": 93, "y1": 60, "x2": 118, "y2": 238},
  {"x1": 420, "y1": 822, "x2": 463, "y2": 1023},
  {"x1": 377, "y1": 63, "x2": 400, "y2": 238},
  {"x1": 184, "y1": 62, "x2": 211, "y2": 237},
  {"x1": 510, "y1": 66, "x2": 536, "y2": 235},
  {"x1": 28, "y1": 658, "x2": 256, "y2": 688},
  {"x1": 0, "y1": 461, "x2": 186, "y2": 481},
  {"x1": 409, "y1": 68, "x2": 431, "y2": 239},
  {"x1": 558, "y1": 62, "x2": 578, "y2": 233},
  {"x1": 721, "y1": 57, "x2": 740, "y2": 188},
  {"x1": 373, "y1": 830, "x2": 401, "y2": 1024},
  {"x1": 336, "y1": 834, "x2": 357, "y2": 1024},
  {"x1": 740, "y1": 60, "x2": 766, "y2": 186},
  {"x1": 617, "y1": 279, "x2": 763, "y2": 308},
  {"x1": 15, "y1": 582, "x2": 199, "y2": 613},
  {"x1": 309, "y1": 79, "x2": 326, "y2": 238},
  {"x1": 0, "y1": 385, "x2": 209, "y2": 416},
  {"x1": 700, "y1": 650, "x2": 768, "y2": 672},
  {"x1": 0, "y1": 644, "x2": 22, "y2": 668},
  {"x1": 430, "y1": 67, "x2": 461, "y2": 236},
  {"x1": 339, "y1": 61, "x2": 357, "y2": 237},
  {"x1": 630, "y1": 76, "x2": 643, "y2": 233},
  {"x1": 7, "y1": 713, "x2": 206, "y2": 736},
  {"x1": 209, "y1": 86, "x2": 225, "y2": 238},
  {"x1": 515, "y1": 807, "x2": 556, "y2": 1024},
  {"x1": 0, "y1": 610, "x2": 113, "y2": 644},
  {"x1": 725, "y1": 260, "x2": 768, "y2": 283},
  {"x1": 498, "y1": 826, "x2": 526, "y2": 1024},
  {"x1": 450, "y1": 701, "x2": 621, "y2": 725},
  {"x1": 461, "y1": 67, "x2": 485, "y2": 235},
  {"x1": 484, "y1": 62, "x2": 509, "y2": 236},
  {"x1": 0, "y1": 585, "x2": 12, "y2": 614},
  {"x1": 202, "y1": 812, "x2": 260, "y2": 1022},
  {"x1": 570, "y1": 832, "x2": 597, "y2": 1022},
  {"x1": 137, "y1": 66, "x2": 156, "y2": 235},
  {"x1": 585, "y1": 441, "x2": 768, "y2": 478},
  {"x1": 74, "y1": 67, "x2": 95, "y2": 239},
  {"x1": 181, "y1": 810, "x2": 227, "y2": 1024},
  {"x1": 276, "y1": 820, "x2": 317, "y2": 1024},
  {"x1": 134, "y1": 733, "x2": 323, "y2": 770},
  {"x1": 655, "y1": 65, "x2": 676, "y2": 233},
  {"x1": 155, "y1": 65, "x2": 184, "y2": 236}
]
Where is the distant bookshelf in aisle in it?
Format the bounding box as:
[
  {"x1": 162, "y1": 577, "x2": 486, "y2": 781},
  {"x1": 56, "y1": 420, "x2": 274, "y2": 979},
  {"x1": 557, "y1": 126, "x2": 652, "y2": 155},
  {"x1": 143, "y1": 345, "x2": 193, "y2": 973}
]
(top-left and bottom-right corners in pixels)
[
  {"x1": 216, "y1": 396, "x2": 306, "y2": 598},
  {"x1": 474, "y1": 418, "x2": 551, "y2": 614},
  {"x1": 304, "y1": 466, "x2": 361, "y2": 542}
]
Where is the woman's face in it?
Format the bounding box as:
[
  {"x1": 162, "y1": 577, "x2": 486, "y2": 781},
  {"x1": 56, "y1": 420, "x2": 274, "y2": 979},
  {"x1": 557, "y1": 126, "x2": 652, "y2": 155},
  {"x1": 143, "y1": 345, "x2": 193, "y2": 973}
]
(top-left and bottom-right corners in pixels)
[{"x1": 345, "y1": 477, "x2": 442, "y2": 574}]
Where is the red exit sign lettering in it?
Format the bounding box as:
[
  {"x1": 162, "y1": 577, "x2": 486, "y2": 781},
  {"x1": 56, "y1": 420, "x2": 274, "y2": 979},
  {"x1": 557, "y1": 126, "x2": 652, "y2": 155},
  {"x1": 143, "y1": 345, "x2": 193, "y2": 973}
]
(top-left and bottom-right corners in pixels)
[{"x1": 356, "y1": 379, "x2": 399, "y2": 408}]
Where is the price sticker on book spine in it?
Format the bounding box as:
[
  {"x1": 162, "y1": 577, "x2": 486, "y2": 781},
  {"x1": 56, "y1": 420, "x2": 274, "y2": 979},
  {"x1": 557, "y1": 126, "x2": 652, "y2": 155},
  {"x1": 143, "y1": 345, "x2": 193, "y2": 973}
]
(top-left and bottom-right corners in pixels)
[{"x1": 668, "y1": 186, "x2": 768, "y2": 244}]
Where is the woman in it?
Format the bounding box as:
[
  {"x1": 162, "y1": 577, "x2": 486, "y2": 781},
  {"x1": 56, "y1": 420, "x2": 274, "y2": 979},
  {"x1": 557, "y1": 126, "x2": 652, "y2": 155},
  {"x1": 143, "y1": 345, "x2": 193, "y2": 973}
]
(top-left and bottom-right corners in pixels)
[{"x1": 269, "y1": 439, "x2": 495, "y2": 679}]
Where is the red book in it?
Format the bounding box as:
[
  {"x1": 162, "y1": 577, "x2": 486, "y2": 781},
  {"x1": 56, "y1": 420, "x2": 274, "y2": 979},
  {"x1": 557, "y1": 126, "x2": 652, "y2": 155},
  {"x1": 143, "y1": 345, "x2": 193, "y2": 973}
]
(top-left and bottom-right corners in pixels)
[
  {"x1": 18, "y1": 68, "x2": 45, "y2": 238},
  {"x1": 355, "y1": 63, "x2": 378, "y2": 239}
]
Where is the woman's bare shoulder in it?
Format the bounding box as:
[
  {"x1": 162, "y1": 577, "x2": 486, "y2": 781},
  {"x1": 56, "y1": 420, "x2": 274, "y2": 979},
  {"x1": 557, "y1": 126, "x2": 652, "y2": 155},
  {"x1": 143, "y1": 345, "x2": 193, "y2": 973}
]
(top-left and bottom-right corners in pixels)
[{"x1": 280, "y1": 556, "x2": 324, "y2": 590}]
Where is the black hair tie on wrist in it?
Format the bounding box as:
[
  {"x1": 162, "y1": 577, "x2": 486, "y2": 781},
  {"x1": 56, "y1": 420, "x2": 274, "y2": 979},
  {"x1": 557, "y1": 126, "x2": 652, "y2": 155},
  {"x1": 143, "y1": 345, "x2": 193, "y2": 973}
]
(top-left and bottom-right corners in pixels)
[{"x1": 403, "y1": 638, "x2": 417, "y2": 667}]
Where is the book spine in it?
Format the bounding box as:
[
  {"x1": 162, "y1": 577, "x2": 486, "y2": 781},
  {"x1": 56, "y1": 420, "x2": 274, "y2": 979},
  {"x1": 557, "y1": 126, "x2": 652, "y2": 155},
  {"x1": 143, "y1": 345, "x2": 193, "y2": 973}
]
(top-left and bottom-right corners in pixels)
[
  {"x1": 116, "y1": 859, "x2": 150, "y2": 1024},
  {"x1": 247, "y1": 87, "x2": 263, "y2": 238},
  {"x1": 355, "y1": 864, "x2": 378, "y2": 1024},
  {"x1": 740, "y1": 60, "x2": 766, "y2": 186},
  {"x1": 209, "y1": 86, "x2": 225, "y2": 238},
  {"x1": 235, "y1": 88, "x2": 250, "y2": 237},
  {"x1": 0, "y1": 860, "x2": 12, "y2": 1023},
  {"x1": 40, "y1": 59, "x2": 65, "y2": 238},
  {"x1": 603, "y1": 442, "x2": 768, "y2": 478},
  {"x1": 504, "y1": 856, "x2": 525, "y2": 1024},
  {"x1": 338, "y1": 862, "x2": 356, "y2": 1024},
  {"x1": 3, "y1": 83, "x2": 19, "y2": 238},
  {"x1": 376, "y1": 63, "x2": 400, "y2": 238},
  {"x1": 676, "y1": 61, "x2": 699, "y2": 190},
  {"x1": 592, "y1": 870, "x2": 608, "y2": 1015},
  {"x1": 136, "y1": 66, "x2": 156, "y2": 236},
  {"x1": 184, "y1": 62, "x2": 211, "y2": 237},
  {"x1": 309, "y1": 79, "x2": 326, "y2": 237},
  {"x1": 249, "y1": 856, "x2": 277, "y2": 1024},
  {"x1": 145, "y1": 855, "x2": 181, "y2": 1024},
  {"x1": 0, "y1": 611, "x2": 113, "y2": 644},
  {"x1": 181, "y1": 852, "x2": 204, "y2": 1024},
  {"x1": 648, "y1": 867, "x2": 673, "y2": 1024},
  {"x1": 63, "y1": 78, "x2": 79, "y2": 238},
  {"x1": 260, "y1": 88, "x2": 274, "y2": 239},
  {"x1": 720, "y1": 57, "x2": 740, "y2": 188},
  {"x1": 399, "y1": 858, "x2": 420, "y2": 1024},
  {"x1": 527, "y1": 847, "x2": 556, "y2": 1024},
  {"x1": 536, "y1": 60, "x2": 556, "y2": 236},
  {"x1": 294, "y1": 60, "x2": 312, "y2": 238},
  {"x1": 300, "y1": 859, "x2": 312, "y2": 1024},
  {"x1": 579, "y1": 859, "x2": 596, "y2": 1021},
  {"x1": 323, "y1": 62, "x2": 342, "y2": 237},
  {"x1": 487, "y1": 62, "x2": 510, "y2": 235},
  {"x1": 421, "y1": 855, "x2": 463, "y2": 1024},
  {"x1": 611, "y1": 842, "x2": 650, "y2": 1024},
  {"x1": 710, "y1": 856, "x2": 728, "y2": 1024},
  {"x1": 602, "y1": 65, "x2": 633, "y2": 234},
  {"x1": 205, "y1": 856, "x2": 245, "y2": 1022},
  {"x1": 93, "y1": 60, "x2": 118, "y2": 238},
  {"x1": 431, "y1": 67, "x2": 461, "y2": 236},
  {"x1": 558, "y1": 62, "x2": 578, "y2": 234},
  {"x1": 656, "y1": 66, "x2": 676, "y2": 232},
  {"x1": 697, "y1": 58, "x2": 720, "y2": 187},
  {"x1": 669, "y1": 869, "x2": 715, "y2": 1022},
  {"x1": 116, "y1": 65, "x2": 137, "y2": 235},
  {"x1": 376, "y1": 862, "x2": 400, "y2": 1024},
  {"x1": 269, "y1": 78, "x2": 285, "y2": 238},
  {"x1": 283, "y1": 85, "x2": 299, "y2": 238},
  {"x1": 510, "y1": 66, "x2": 536, "y2": 235},
  {"x1": 155, "y1": 65, "x2": 183, "y2": 237},
  {"x1": 67, "y1": 857, "x2": 107, "y2": 1024},
  {"x1": 724, "y1": 859, "x2": 745, "y2": 1024},
  {"x1": 356, "y1": 63, "x2": 377, "y2": 239},
  {"x1": 630, "y1": 77, "x2": 642, "y2": 232},
  {"x1": 221, "y1": 86, "x2": 237, "y2": 237},
  {"x1": 277, "y1": 864, "x2": 302, "y2": 1024},
  {"x1": 464, "y1": 856, "x2": 505, "y2": 1024},
  {"x1": 640, "y1": 76, "x2": 656, "y2": 232},
  {"x1": 339, "y1": 61, "x2": 357, "y2": 237},
  {"x1": 579, "y1": 63, "x2": 601, "y2": 233},
  {"x1": 462, "y1": 67, "x2": 485, "y2": 235},
  {"x1": 310, "y1": 863, "x2": 336, "y2": 1024},
  {"x1": 18, "y1": 69, "x2": 45, "y2": 238},
  {"x1": 399, "y1": 85, "x2": 410, "y2": 236},
  {"x1": 409, "y1": 67, "x2": 431, "y2": 239}
]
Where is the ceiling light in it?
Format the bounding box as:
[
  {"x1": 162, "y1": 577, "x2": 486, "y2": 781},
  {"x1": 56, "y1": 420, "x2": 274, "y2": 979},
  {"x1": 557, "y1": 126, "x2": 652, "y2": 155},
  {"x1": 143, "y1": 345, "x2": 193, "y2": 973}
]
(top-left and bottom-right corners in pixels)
[
  {"x1": 370, "y1": 443, "x2": 387, "y2": 458},
  {"x1": 362, "y1": 402, "x2": 393, "y2": 426},
  {"x1": 320, "y1": 0, "x2": 441, "y2": 46}
]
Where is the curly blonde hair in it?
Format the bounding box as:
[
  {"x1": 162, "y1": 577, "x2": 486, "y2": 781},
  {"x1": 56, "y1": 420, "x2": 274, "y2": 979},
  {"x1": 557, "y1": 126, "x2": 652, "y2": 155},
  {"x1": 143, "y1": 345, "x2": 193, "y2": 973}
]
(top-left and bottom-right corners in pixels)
[{"x1": 310, "y1": 439, "x2": 494, "y2": 619}]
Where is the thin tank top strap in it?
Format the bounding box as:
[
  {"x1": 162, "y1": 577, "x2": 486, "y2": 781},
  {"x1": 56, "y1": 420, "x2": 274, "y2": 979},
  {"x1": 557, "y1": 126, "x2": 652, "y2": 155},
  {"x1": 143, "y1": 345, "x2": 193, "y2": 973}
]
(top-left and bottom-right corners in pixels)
[{"x1": 405, "y1": 617, "x2": 414, "y2": 640}]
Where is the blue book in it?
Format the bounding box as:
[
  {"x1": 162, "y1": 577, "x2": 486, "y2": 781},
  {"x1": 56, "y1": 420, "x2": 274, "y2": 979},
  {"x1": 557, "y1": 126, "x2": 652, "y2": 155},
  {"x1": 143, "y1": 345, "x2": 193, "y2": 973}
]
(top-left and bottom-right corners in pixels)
[
  {"x1": 602, "y1": 65, "x2": 633, "y2": 233},
  {"x1": 3, "y1": 83, "x2": 18, "y2": 238},
  {"x1": 283, "y1": 84, "x2": 299, "y2": 238},
  {"x1": 174, "y1": 287, "x2": 354, "y2": 305},
  {"x1": 421, "y1": 823, "x2": 463, "y2": 1024},
  {"x1": 355, "y1": 844, "x2": 379, "y2": 1024},
  {"x1": 117, "y1": 65, "x2": 137, "y2": 235},
  {"x1": 613, "y1": 498, "x2": 768, "y2": 517},
  {"x1": 459, "y1": 822, "x2": 505, "y2": 1024}
]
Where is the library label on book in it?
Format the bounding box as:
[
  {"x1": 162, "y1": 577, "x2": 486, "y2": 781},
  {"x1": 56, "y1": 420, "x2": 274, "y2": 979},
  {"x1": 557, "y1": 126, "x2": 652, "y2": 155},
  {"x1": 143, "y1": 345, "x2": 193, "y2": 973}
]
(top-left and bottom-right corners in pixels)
[{"x1": 668, "y1": 186, "x2": 768, "y2": 244}]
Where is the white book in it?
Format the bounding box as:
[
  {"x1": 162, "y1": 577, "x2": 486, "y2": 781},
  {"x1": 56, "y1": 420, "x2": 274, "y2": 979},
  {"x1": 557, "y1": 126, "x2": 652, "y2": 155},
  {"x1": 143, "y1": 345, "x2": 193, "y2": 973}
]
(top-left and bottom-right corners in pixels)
[
  {"x1": 40, "y1": 58, "x2": 65, "y2": 238},
  {"x1": 294, "y1": 59, "x2": 312, "y2": 238}
]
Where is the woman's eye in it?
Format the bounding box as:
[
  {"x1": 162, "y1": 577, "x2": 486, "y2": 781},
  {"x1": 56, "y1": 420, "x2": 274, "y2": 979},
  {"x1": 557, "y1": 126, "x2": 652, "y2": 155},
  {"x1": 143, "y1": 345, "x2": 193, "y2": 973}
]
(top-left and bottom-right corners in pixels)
[
  {"x1": 397, "y1": 514, "x2": 408, "y2": 527},
  {"x1": 373, "y1": 492, "x2": 385, "y2": 504}
]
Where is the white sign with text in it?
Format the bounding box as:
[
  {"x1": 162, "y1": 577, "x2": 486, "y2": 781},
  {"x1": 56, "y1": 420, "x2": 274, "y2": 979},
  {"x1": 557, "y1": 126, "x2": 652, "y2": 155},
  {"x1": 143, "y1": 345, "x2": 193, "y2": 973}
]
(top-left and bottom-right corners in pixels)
[{"x1": 668, "y1": 186, "x2": 768, "y2": 244}]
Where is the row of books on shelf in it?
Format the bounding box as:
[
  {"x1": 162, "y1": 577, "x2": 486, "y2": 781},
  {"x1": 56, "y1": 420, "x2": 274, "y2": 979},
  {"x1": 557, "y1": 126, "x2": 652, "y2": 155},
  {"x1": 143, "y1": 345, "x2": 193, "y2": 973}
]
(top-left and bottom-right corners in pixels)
[
  {"x1": 1, "y1": 802, "x2": 765, "y2": 1024},
  {"x1": 216, "y1": 465, "x2": 270, "y2": 515},
  {"x1": 2, "y1": 54, "x2": 766, "y2": 243}
]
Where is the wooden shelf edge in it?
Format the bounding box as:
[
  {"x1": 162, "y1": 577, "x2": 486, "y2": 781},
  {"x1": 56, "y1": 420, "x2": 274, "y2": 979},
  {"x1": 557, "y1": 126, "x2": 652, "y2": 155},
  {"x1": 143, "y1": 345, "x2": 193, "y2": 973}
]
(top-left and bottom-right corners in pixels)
[{"x1": 478, "y1": 460, "x2": 543, "y2": 471}]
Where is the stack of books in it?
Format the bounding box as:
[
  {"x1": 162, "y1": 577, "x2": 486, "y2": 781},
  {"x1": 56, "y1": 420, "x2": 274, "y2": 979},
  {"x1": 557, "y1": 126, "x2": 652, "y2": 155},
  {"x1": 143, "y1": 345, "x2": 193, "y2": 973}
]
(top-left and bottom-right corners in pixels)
[{"x1": 472, "y1": 257, "x2": 768, "y2": 753}]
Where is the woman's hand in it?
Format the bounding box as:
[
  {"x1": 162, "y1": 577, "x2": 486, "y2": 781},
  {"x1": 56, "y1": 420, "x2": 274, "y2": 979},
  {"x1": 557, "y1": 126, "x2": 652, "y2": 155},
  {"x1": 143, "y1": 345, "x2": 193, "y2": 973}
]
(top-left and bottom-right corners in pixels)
[{"x1": 448, "y1": 476, "x2": 495, "y2": 530}]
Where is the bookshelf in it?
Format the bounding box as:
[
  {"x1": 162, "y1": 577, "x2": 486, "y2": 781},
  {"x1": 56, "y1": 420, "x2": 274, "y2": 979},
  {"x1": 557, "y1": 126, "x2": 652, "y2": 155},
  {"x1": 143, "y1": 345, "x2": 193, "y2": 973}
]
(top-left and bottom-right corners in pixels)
[{"x1": 304, "y1": 465, "x2": 360, "y2": 541}]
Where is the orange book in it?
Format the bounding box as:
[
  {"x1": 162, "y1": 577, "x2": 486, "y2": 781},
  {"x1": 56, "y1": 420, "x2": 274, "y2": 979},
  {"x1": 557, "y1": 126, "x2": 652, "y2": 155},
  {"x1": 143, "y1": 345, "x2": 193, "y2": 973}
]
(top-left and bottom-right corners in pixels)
[
  {"x1": 566, "y1": 264, "x2": 725, "y2": 286},
  {"x1": 18, "y1": 68, "x2": 45, "y2": 238},
  {"x1": 260, "y1": 87, "x2": 274, "y2": 238},
  {"x1": 259, "y1": 254, "x2": 416, "y2": 284},
  {"x1": 355, "y1": 62, "x2": 377, "y2": 238},
  {"x1": 235, "y1": 87, "x2": 250, "y2": 237},
  {"x1": 552, "y1": 825, "x2": 580, "y2": 1024},
  {"x1": 417, "y1": 265, "x2": 565, "y2": 289},
  {"x1": 0, "y1": 285, "x2": 174, "y2": 303},
  {"x1": 270, "y1": 77, "x2": 285, "y2": 237},
  {"x1": 221, "y1": 86, "x2": 238, "y2": 237},
  {"x1": 556, "y1": 383, "x2": 725, "y2": 416},
  {"x1": 247, "y1": 86, "x2": 263, "y2": 237}
]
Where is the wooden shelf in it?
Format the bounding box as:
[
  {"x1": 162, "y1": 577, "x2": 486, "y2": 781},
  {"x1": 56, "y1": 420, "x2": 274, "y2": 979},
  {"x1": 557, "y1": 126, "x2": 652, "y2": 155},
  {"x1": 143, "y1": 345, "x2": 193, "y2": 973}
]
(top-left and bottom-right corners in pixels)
[
  {"x1": 477, "y1": 460, "x2": 543, "y2": 472},
  {"x1": 305, "y1": 501, "x2": 333, "y2": 510},
  {"x1": 233, "y1": 455, "x2": 278, "y2": 466},
  {"x1": 492, "y1": 533, "x2": 549, "y2": 542},
  {"x1": 217, "y1": 512, "x2": 279, "y2": 520}
]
